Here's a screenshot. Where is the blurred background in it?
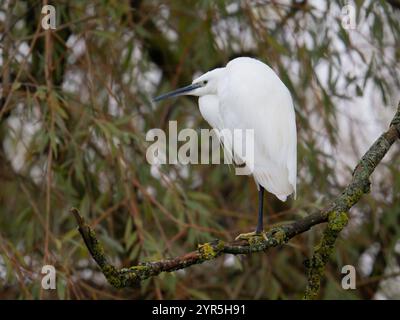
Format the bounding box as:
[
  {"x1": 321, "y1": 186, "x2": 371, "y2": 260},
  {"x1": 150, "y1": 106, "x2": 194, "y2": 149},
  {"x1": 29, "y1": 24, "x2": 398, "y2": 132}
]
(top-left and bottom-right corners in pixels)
[{"x1": 0, "y1": 0, "x2": 399, "y2": 299}]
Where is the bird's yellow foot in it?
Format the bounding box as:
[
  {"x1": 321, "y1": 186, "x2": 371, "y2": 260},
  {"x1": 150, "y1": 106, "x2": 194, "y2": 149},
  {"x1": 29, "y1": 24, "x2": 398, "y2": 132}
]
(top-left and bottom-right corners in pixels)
[{"x1": 235, "y1": 231, "x2": 268, "y2": 241}]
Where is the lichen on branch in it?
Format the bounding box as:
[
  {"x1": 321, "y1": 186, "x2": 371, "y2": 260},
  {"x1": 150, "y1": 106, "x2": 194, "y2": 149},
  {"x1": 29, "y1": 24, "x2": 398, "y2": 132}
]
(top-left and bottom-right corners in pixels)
[{"x1": 303, "y1": 211, "x2": 349, "y2": 299}]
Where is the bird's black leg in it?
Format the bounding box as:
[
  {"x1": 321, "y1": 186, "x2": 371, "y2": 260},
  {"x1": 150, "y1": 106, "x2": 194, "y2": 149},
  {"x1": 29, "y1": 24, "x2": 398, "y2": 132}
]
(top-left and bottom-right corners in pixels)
[
  {"x1": 255, "y1": 186, "x2": 264, "y2": 234},
  {"x1": 235, "y1": 186, "x2": 266, "y2": 240}
]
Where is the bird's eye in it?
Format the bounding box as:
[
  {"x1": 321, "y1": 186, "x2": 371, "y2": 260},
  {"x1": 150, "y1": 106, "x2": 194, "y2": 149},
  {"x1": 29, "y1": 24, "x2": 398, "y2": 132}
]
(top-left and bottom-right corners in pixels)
[{"x1": 202, "y1": 80, "x2": 208, "y2": 86}]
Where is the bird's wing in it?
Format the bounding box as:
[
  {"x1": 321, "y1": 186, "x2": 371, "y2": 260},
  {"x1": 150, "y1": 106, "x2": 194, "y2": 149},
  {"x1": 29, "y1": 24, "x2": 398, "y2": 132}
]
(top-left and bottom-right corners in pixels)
[
  {"x1": 198, "y1": 95, "x2": 241, "y2": 170},
  {"x1": 218, "y1": 59, "x2": 297, "y2": 200}
]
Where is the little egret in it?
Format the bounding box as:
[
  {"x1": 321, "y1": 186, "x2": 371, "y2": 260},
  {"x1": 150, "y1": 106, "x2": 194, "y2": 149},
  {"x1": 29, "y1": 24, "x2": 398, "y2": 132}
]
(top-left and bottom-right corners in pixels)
[{"x1": 154, "y1": 57, "x2": 297, "y2": 239}]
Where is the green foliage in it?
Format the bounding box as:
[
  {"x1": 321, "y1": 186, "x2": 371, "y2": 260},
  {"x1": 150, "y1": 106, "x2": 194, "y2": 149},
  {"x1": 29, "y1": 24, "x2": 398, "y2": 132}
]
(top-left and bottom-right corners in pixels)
[{"x1": 0, "y1": 0, "x2": 399, "y2": 299}]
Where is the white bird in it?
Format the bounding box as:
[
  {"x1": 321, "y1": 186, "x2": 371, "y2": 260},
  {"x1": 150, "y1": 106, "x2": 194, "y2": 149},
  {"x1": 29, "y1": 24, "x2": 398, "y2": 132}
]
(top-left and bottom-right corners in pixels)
[{"x1": 154, "y1": 57, "x2": 297, "y2": 239}]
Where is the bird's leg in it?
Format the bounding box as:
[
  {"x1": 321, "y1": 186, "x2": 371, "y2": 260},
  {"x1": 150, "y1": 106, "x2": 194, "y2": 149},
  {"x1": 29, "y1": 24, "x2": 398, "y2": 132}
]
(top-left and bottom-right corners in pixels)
[
  {"x1": 256, "y1": 186, "x2": 264, "y2": 234},
  {"x1": 235, "y1": 186, "x2": 268, "y2": 241}
]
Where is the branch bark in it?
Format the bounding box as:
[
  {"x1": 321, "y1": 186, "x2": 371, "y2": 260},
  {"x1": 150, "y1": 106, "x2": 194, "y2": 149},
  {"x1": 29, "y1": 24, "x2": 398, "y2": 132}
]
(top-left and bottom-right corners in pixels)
[{"x1": 72, "y1": 102, "x2": 400, "y2": 292}]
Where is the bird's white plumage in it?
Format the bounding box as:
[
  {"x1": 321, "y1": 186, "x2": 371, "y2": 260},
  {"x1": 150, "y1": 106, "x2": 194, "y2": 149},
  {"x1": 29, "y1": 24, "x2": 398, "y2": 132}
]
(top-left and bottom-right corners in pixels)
[{"x1": 196, "y1": 57, "x2": 297, "y2": 201}]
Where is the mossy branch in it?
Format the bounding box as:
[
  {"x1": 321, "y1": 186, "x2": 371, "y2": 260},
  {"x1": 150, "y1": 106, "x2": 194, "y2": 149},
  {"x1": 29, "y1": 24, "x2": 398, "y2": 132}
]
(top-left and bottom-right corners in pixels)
[
  {"x1": 72, "y1": 102, "x2": 400, "y2": 292},
  {"x1": 71, "y1": 208, "x2": 321, "y2": 288},
  {"x1": 304, "y1": 101, "x2": 400, "y2": 299},
  {"x1": 303, "y1": 211, "x2": 349, "y2": 299}
]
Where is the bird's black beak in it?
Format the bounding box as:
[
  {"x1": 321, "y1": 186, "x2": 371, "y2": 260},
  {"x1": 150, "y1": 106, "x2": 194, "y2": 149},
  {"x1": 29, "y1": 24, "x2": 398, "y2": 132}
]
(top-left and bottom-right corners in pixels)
[{"x1": 153, "y1": 83, "x2": 202, "y2": 102}]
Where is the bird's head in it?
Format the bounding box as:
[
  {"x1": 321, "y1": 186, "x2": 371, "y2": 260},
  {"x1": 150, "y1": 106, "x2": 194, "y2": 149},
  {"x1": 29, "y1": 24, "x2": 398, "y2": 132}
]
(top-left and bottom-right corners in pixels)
[{"x1": 153, "y1": 68, "x2": 224, "y2": 102}]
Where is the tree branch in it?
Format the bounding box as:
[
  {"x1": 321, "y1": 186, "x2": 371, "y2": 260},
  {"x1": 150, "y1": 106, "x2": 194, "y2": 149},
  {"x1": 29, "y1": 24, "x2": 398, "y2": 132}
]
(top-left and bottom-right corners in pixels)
[{"x1": 72, "y1": 102, "x2": 400, "y2": 291}]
